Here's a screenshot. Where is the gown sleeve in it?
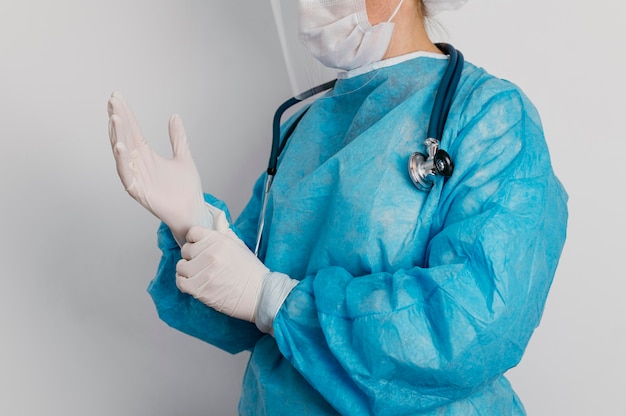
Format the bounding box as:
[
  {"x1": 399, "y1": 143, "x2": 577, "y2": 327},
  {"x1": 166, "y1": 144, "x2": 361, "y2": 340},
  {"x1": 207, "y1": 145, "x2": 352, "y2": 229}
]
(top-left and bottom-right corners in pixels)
[
  {"x1": 272, "y1": 83, "x2": 569, "y2": 414},
  {"x1": 147, "y1": 188, "x2": 266, "y2": 354}
]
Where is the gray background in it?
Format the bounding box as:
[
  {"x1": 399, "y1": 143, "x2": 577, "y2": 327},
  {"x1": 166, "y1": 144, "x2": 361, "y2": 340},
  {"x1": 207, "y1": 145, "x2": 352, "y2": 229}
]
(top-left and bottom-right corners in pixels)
[{"x1": 0, "y1": 0, "x2": 623, "y2": 414}]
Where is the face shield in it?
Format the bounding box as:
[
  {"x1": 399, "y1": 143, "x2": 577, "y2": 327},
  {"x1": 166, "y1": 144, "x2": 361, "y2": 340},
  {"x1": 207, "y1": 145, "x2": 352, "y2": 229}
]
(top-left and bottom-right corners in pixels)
[
  {"x1": 270, "y1": 0, "x2": 408, "y2": 100},
  {"x1": 269, "y1": 0, "x2": 468, "y2": 100},
  {"x1": 270, "y1": 0, "x2": 339, "y2": 100}
]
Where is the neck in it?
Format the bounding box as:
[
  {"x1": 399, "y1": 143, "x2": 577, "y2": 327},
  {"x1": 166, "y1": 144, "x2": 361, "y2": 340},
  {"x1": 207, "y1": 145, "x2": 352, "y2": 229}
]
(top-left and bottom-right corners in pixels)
[{"x1": 385, "y1": 3, "x2": 441, "y2": 58}]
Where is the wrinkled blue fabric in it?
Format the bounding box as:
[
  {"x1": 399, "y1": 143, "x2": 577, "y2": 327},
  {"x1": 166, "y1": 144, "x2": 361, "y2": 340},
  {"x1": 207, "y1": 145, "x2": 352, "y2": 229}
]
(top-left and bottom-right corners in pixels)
[{"x1": 148, "y1": 54, "x2": 568, "y2": 415}]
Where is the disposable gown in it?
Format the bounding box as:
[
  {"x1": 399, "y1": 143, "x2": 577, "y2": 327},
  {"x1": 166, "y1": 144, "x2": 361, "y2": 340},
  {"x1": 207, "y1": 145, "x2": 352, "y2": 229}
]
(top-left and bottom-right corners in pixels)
[{"x1": 148, "y1": 52, "x2": 568, "y2": 415}]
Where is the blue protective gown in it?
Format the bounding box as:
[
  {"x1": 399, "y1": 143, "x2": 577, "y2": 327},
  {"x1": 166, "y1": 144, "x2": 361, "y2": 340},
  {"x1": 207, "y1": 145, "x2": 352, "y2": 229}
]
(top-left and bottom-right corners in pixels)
[{"x1": 148, "y1": 52, "x2": 568, "y2": 415}]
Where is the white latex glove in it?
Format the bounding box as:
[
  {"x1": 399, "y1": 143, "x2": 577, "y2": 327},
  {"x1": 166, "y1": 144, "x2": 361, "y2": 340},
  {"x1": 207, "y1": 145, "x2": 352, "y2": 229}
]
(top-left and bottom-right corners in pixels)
[
  {"x1": 176, "y1": 226, "x2": 298, "y2": 333},
  {"x1": 107, "y1": 92, "x2": 228, "y2": 245}
]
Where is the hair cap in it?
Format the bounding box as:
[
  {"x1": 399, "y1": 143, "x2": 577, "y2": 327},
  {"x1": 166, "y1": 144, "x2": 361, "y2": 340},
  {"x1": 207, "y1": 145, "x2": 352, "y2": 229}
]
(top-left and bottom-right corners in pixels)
[{"x1": 423, "y1": 0, "x2": 468, "y2": 15}]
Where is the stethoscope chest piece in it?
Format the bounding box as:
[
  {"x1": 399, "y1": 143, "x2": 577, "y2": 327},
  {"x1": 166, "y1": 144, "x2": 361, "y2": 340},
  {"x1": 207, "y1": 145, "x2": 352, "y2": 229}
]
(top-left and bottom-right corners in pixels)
[
  {"x1": 256, "y1": 44, "x2": 462, "y2": 256},
  {"x1": 406, "y1": 42, "x2": 463, "y2": 193},
  {"x1": 408, "y1": 138, "x2": 454, "y2": 191}
]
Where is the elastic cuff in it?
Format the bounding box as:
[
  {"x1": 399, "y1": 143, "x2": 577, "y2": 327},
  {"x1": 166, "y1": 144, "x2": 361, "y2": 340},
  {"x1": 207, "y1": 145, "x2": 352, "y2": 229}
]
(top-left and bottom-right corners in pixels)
[{"x1": 255, "y1": 272, "x2": 298, "y2": 335}]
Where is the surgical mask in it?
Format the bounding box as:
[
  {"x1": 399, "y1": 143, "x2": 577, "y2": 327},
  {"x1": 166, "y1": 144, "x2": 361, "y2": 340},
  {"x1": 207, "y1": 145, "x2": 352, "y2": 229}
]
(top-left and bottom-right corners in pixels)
[{"x1": 298, "y1": 0, "x2": 405, "y2": 71}]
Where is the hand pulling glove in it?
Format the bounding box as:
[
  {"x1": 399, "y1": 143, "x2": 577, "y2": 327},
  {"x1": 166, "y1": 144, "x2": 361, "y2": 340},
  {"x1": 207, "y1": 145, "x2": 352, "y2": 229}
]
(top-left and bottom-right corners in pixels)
[{"x1": 176, "y1": 226, "x2": 298, "y2": 334}]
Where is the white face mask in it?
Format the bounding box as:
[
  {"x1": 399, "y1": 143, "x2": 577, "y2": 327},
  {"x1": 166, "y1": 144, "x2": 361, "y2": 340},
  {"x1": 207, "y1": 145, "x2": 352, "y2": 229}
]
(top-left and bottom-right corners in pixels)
[{"x1": 298, "y1": 0, "x2": 405, "y2": 71}]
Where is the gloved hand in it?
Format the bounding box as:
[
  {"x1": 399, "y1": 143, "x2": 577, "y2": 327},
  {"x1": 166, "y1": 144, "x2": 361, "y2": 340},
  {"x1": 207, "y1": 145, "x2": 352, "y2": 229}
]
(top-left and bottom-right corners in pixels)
[
  {"x1": 107, "y1": 91, "x2": 229, "y2": 245},
  {"x1": 176, "y1": 226, "x2": 298, "y2": 334}
]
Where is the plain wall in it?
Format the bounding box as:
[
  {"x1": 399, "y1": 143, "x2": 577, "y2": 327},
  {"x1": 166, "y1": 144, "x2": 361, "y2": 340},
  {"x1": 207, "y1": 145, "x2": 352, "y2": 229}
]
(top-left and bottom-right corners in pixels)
[{"x1": 0, "y1": 0, "x2": 623, "y2": 415}]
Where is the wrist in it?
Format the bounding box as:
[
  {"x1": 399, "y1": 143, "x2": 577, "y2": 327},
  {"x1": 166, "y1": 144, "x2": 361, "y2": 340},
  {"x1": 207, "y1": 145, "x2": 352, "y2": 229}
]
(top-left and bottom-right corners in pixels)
[
  {"x1": 170, "y1": 202, "x2": 219, "y2": 247},
  {"x1": 254, "y1": 272, "x2": 298, "y2": 335}
]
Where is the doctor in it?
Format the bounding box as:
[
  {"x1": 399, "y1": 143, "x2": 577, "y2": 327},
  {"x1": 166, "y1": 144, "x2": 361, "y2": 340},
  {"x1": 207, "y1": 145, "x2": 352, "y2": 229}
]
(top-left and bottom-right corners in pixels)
[{"x1": 108, "y1": 0, "x2": 568, "y2": 414}]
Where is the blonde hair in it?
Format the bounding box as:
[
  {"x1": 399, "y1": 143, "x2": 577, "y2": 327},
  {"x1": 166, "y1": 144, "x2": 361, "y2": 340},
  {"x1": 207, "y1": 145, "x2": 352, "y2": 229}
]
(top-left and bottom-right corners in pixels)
[
  {"x1": 415, "y1": 0, "x2": 429, "y2": 19},
  {"x1": 416, "y1": 0, "x2": 449, "y2": 41}
]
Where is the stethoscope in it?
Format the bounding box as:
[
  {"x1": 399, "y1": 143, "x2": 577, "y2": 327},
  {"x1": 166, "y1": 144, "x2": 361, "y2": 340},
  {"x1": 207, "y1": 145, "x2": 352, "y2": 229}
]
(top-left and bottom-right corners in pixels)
[{"x1": 254, "y1": 43, "x2": 464, "y2": 256}]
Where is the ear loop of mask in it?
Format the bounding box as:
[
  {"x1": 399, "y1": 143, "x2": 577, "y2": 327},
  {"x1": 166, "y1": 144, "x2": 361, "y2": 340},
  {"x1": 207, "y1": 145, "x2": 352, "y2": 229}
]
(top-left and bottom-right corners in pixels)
[{"x1": 387, "y1": 0, "x2": 405, "y2": 23}]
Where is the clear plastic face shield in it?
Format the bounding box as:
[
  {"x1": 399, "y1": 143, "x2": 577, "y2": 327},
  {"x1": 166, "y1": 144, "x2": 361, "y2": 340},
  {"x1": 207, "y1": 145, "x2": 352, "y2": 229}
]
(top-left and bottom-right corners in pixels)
[
  {"x1": 270, "y1": 0, "x2": 338, "y2": 100},
  {"x1": 269, "y1": 0, "x2": 470, "y2": 99},
  {"x1": 270, "y1": 0, "x2": 407, "y2": 100}
]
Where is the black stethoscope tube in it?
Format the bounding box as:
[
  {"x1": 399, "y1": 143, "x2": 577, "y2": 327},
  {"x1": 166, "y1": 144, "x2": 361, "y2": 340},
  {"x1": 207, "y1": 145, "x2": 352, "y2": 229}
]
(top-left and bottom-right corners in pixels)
[
  {"x1": 255, "y1": 79, "x2": 336, "y2": 255},
  {"x1": 428, "y1": 43, "x2": 463, "y2": 141},
  {"x1": 268, "y1": 79, "x2": 337, "y2": 176}
]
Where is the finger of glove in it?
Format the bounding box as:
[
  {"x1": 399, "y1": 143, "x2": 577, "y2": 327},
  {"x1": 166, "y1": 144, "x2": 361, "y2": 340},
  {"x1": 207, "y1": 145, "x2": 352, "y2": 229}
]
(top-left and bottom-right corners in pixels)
[
  {"x1": 108, "y1": 92, "x2": 146, "y2": 149},
  {"x1": 176, "y1": 248, "x2": 217, "y2": 279},
  {"x1": 106, "y1": 92, "x2": 117, "y2": 118},
  {"x1": 175, "y1": 269, "x2": 217, "y2": 303},
  {"x1": 175, "y1": 243, "x2": 224, "y2": 299},
  {"x1": 109, "y1": 115, "x2": 137, "y2": 192},
  {"x1": 107, "y1": 98, "x2": 123, "y2": 148},
  {"x1": 168, "y1": 114, "x2": 192, "y2": 160},
  {"x1": 107, "y1": 97, "x2": 138, "y2": 155},
  {"x1": 175, "y1": 271, "x2": 199, "y2": 297},
  {"x1": 180, "y1": 226, "x2": 215, "y2": 260},
  {"x1": 186, "y1": 225, "x2": 215, "y2": 244}
]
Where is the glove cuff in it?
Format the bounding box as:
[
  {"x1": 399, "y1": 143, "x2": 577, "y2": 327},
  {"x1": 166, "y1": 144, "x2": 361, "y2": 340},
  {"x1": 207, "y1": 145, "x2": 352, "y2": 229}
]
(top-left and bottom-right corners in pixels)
[{"x1": 255, "y1": 272, "x2": 298, "y2": 335}]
